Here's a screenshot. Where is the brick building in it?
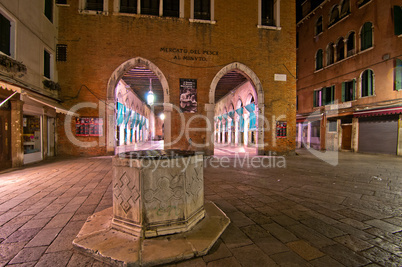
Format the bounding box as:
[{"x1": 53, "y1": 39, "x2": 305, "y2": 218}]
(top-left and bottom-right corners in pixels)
[
  {"x1": 296, "y1": 0, "x2": 402, "y2": 155},
  {"x1": 56, "y1": 0, "x2": 297, "y2": 156},
  {"x1": 0, "y1": 0, "x2": 69, "y2": 170}
]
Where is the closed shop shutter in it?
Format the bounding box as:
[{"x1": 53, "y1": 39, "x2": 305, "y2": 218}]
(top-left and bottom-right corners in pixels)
[{"x1": 358, "y1": 116, "x2": 398, "y2": 155}]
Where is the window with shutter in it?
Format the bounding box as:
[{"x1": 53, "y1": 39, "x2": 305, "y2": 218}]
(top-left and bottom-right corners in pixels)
[
  {"x1": 362, "y1": 69, "x2": 374, "y2": 97},
  {"x1": 0, "y1": 13, "x2": 11, "y2": 56},
  {"x1": 316, "y1": 49, "x2": 323, "y2": 70},
  {"x1": 395, "y1": 59, "x2": 402, "y2": 91},
  {"x1": 361, "y1": 22, "x2": 373, "y2": 51}
]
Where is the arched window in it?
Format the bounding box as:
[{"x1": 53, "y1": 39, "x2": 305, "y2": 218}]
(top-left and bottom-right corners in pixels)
[
  {"x1": 361, "y1": 22, "x2": 373, "y2": 51},
  {"x1": 361, "y1": 69, "x2": 374, "y2": 97},
  {"x1": 315, "y1": 16, "x2": 323, "y2": 35},
  {"x1": 346, "y1": 31, "x2": 355, "y2": 57},
  {"x1": 340, "y1": 0, "x2": 350, "y2": 17},
  {"x1": 316, "y1": 49, "x2": 323, "y2": 70},
  {"x1": 326, "y1": 43, "x2": 334, "y2": 65},
  {"x1": 336, "y1": 37, "x2": 345, "y2": 61},
  {"x1": 329, "y1": 5, "x2": 339, "y2": 26}
]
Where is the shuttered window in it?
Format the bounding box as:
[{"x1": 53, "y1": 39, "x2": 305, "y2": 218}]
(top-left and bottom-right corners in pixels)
[
  {"x1": 0, "y1": 13, "x2": 11, "y2": 56},
  {"x1": 316, "y1": 49, "x2": 323, "y2": 70},
  {"x1": 322, "y1": 86, "x2": 335, "y2": 105},
  {"x1": 194, "y1": 0, "x2": 210, "y2": 20},
  {"x1": 342, "y1": 79, "x2": 355, "y2": 102},
  {"x1": 361, "y1": 69, "x2": 374, "y2": 97},
  {"x1": 395, "y1": 59, "x2": 402, "y2": 91},
  {"x1": 361, "y1": 22, "x2": 373, "y2": 51}
]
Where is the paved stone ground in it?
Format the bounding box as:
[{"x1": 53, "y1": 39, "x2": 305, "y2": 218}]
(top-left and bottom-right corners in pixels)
[{"x1": 0, "y1": 150, "x2": 401, "y2": 266}]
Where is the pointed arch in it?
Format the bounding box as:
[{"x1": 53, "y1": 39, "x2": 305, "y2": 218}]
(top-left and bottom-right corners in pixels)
[
  {"x1": 107, "y1": 57, "x2": 170, "y2": 103},
  {"x1": 209, "y1": 62, "x2": 263, "y2": 105}
]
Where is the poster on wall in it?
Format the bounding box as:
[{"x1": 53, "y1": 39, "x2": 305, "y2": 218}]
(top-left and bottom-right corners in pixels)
[
  {"x1": 76, "y1": 117, "x2": 103, "y2": 136},
  {"x1": 180, "y1": 79, "x2": 197, "y2": 113}
]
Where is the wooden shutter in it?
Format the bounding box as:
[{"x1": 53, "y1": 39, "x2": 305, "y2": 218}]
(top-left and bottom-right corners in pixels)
[
  {"x1": 341, "y1": 82, "x2": 345, "y2": 102},
  {"x1": 396, "y1": 59, "x2": 402, "y2": 90},
  {"x1": 352, "y1": 79, "x2": 356, "y2": 100}
]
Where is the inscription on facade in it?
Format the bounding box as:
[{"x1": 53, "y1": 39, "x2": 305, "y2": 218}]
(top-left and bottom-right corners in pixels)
[{"x1": 160, "y1": 47, "x2": 219, "y2": 61}]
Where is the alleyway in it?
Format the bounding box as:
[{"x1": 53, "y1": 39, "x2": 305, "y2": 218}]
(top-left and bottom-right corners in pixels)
[{"x1": 0, "y1": 150, "x2": 401, "y2": 266}]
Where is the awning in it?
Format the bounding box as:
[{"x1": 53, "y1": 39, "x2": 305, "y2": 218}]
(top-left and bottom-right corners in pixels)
[
  {"x1": 354, "y1": 107, "x2": 402, "y2": 118},
  {"x1": 25, "y1": 93, "x2": 75, "y2": 115},
  {"x1": 0, "y1": 80, "x2": 22, "y2": 93}
]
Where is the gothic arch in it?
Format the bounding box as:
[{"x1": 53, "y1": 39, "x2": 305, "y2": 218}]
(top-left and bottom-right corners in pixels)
[
  {"x1": 209, "y1": 62, "x2": 263, "y2": 105},
  {"x1": 107, "y1": 57, "x2": 170, "y2": 103}
]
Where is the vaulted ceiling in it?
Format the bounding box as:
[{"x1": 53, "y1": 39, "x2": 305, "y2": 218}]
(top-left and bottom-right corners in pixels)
[{"x1": 121, "y1": 66, "x2": 250, "y2": 115}]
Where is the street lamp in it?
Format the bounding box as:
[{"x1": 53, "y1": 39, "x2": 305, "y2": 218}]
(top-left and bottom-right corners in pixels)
[{"x1": 147, "y1": 78, "x2": 154, "y2": 106}]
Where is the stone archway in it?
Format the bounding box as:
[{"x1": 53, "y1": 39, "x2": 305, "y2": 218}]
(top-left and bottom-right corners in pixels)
[
  {"x1": 206, "y1": 62, "x2": 265, "y2": 155},
  {"x1": 106, "y1": 57, "x2": 170, "y2": 153}
]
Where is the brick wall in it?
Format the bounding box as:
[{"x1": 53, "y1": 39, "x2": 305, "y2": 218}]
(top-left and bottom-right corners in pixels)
[{"x1": 56, "y1": 0, "x2": 296, "y2": 156}]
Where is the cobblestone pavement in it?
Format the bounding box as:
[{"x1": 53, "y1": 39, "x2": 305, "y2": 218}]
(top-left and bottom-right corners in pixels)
[{"x1": 0, "y1": 150, "x2": 401, "y2": 266}]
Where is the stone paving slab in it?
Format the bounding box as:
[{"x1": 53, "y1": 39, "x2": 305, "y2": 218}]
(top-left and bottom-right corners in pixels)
[{"x1": 0, "y1": 150, "x2": 401, "y2": 266}]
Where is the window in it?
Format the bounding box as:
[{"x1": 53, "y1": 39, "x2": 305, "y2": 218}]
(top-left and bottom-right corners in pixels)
[
  {"x1": 395, "y1": 59, "x2": 402, "y2": 91},
  {"x1": 357, "y1": 0, "x2": 371, "y2": 8},
  {"x1": 346, "y1": 31, "x2": 355, "y2": 57},
  {"x1": 313, "y1": 90, "x2": 322, "y2": 107},
  {"x1": 361, "y1": 69, "x2": 374, "y2": 97},
  {"x1": 86, "y1": 0, "x2": 104, "y2": 11},
  {"x1": 342, "y1": 79, "x2": 355, "y2": 102},
  {"x1": 316, "y1": 49, "x2": 323, "y2": 70},
  {"x1": 45, "y1": 0, "x2": 53, "y2": 22},
  {"x1": 394, "y1": 6, "x2": 402, "y2": 36},
  {"x1": 141, "y1": 0, "x2": 159, "y2": 15},
  {"x1": 0, "y1": 13, "x2": 11, "y2": 56},
  {"x1": 326, "y1": 43, "x2": 334, "y2": 65},
  {"x1": 315, "y1": 16, "x2": 323, "y2": 35},
  {"x1": 322, "y1": 86, "x2": 335, "y2": 105},
  {"x1": 314, "y1": 86, "x2": 334, "y2": 107},
  {"x1": 56, "y1": 44, "x2": 67, "y2": 62},
  {"x1": 328, "y1": 120, "x2": 337, "y2": 132},
  {"x1": 259, "y1": 0, "x2": 280, "y2": 28},
  {"x1": 262, "y1": 0, "x2": 275, "y2": 26},
  {"x1": 361, "y1": 22, "x2": 373, "y2": 51},
  {"x1": 44, "y1": 50, "x2": 51, "y2": 79},
  {"x1": 120, "y1": 0, "x2": 137, "y2": 13},
  {"x1": 329, "y1": 5, "x2": 339, "y2": 26},
  {"x1": 163, "y1": 0, "x2": 179, "y2": 17},
  {"x1": 336, "y1": 37, "x2": 345, "y2": 61},
  {"x1": 340, "y1": 0, "x2": 350, "y2": 17},
  {"x1": 194, "y1": 0, "x2": 210, "y2": 20},
  {"x1": 56, "y1": 0, "x2": 68, "y2": 4}
]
